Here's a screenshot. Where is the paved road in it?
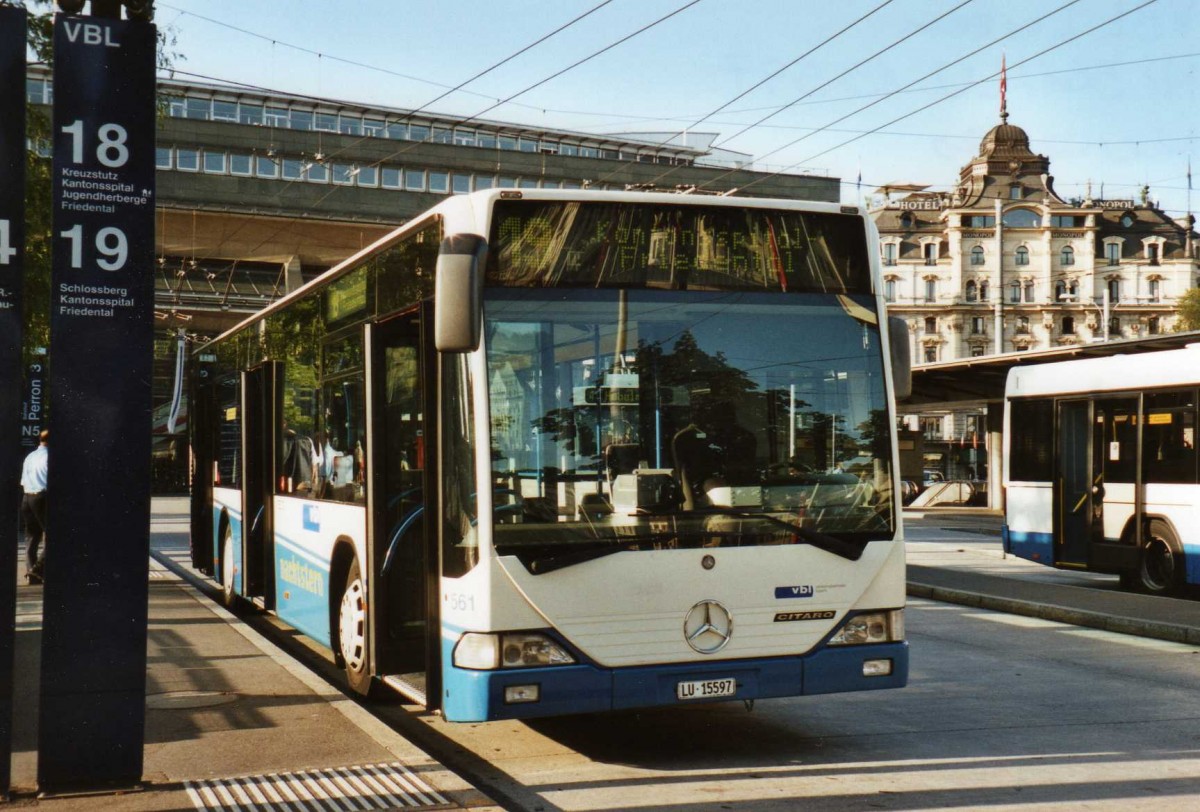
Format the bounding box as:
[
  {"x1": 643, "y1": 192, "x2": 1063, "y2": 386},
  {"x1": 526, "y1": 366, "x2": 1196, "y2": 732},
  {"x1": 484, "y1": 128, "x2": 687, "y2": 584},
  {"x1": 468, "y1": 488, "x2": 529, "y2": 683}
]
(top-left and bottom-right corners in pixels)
[
  {"x1": 388, "y1": 596, "x2": 1200, "y2": 811},
  {"x1": 149, "y1": 506, "x2": 1200, "y2": 811}
]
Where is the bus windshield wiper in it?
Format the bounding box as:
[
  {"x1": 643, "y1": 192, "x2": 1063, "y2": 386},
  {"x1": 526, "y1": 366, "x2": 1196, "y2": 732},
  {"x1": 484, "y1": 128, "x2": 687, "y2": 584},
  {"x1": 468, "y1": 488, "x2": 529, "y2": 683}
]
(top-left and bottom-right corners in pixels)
[
  {"x1": 637, "y1": 508, "x2": 865, "y2": 562},
  {"x1": 523, "y1": 542, "x2": 627, "y2": 575},
  {"x1": 714, "y1": 509, "x2": 865, "y2": 561}
]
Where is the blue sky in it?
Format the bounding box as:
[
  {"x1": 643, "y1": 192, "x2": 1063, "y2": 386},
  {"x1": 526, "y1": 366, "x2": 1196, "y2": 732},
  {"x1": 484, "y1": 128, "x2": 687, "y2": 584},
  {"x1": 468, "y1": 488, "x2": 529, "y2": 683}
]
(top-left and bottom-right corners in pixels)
[{"x1": 153, "y1": 0, "x2": 1197, "y2": 215}]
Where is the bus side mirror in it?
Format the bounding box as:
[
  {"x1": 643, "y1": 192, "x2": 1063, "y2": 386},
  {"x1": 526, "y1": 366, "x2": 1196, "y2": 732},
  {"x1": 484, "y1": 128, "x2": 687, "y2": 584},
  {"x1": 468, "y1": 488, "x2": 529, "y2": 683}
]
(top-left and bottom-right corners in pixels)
[
  {"x1": 435, "y1": 234, "x2": 487, "y2": 352},
  {"x1": 889, "y1": 316, "x2": 912, "y2": 401}
]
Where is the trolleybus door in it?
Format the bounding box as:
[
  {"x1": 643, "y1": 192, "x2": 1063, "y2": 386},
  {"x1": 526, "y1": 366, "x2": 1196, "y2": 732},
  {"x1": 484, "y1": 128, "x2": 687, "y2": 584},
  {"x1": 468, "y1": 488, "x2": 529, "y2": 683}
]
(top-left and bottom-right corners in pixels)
[
  {"x1": 189, "y1": 359, "x2": 215, "y2": 574},
  {"x1": 365, "y1": 307, "x2": 439, "y2": 709},
  {"x1": 1056, "y1": 400, "x2": 1097, "y2": 567},
  {"x1": 241, "y1": 362, "x2": 281, "y2": 604}
]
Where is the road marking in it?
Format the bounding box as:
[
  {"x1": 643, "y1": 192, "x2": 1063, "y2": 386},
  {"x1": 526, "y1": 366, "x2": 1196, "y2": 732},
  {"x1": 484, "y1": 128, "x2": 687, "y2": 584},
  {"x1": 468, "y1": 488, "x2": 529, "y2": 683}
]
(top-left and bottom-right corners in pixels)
[
  {"x1": 962, "y1": 613, "x2": 1070, "y2": 629},
  {"x1": 185, "y1": 762, "x2": 452, "y2": 811},
  {"x1": 1059, "y1": 628, "x2": 1200, "y2": 653}
]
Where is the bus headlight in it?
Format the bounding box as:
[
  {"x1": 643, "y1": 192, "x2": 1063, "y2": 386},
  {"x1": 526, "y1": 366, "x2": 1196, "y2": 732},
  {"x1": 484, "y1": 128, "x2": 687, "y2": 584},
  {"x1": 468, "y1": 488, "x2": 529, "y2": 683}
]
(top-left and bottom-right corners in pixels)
[
  {"x1": 828, "y1": 610, "x2": 905, "y2": 646},
  {"x1": 454, "y1": 632, "x2": 576, "y2": 670}
]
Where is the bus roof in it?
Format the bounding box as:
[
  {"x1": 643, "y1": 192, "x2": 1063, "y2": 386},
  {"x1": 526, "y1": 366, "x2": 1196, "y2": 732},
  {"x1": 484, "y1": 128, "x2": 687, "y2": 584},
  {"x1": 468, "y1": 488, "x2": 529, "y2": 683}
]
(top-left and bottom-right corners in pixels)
[{"x1": 1006, "y1": 343, "x2": 1200, "y2": 399}]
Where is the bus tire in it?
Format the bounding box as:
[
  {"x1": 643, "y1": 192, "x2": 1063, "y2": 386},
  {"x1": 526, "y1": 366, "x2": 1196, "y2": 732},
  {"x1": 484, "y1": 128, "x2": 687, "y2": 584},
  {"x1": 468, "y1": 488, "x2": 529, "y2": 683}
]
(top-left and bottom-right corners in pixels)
[
  {"x1": 1138, "y1": 520, "x2": 1184, "y2": 597},
  {"x1": 220, "y1": 523, "x2": 239, "y2": 609},
  {"x1": 337, "y1": 558, "x2": 374, "y2": 696}
]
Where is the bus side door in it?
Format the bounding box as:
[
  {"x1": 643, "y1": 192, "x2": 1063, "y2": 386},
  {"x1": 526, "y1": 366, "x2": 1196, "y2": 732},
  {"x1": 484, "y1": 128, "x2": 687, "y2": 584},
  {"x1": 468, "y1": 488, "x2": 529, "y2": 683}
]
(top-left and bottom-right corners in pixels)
[
  {"x1": 365, "y1": 306, "x2": 439, "y2": 709},
  {"x1": 241, "y1": 361, "x2": 282, "y2": 605},
  {"x1": 189, "y1": 360, "x2": 215, "y2": 574},
  {"x1": 1056, "y1": 400, "x2": 1096, "y2": 567}
]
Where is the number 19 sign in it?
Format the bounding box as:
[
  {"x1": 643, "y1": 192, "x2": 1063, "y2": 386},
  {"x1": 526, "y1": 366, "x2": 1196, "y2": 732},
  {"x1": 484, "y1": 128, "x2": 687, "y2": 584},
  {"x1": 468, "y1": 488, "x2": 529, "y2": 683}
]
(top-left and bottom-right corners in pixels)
[{"x1": 40, "y1": 12, "x2": 156, "y2": 793}]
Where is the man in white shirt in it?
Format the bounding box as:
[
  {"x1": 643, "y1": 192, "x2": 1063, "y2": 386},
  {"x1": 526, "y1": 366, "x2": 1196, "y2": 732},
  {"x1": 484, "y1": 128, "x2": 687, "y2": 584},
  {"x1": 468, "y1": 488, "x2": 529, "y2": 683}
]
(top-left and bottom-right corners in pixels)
[{"x1": 21, "y1": 430, "x2": 48, "y2": 584}]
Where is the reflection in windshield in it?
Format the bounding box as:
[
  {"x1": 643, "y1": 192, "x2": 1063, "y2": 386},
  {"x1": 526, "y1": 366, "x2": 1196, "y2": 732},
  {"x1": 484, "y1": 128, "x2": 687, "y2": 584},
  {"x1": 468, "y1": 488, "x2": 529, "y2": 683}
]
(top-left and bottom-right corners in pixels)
[{"x1": 485, "y1": 289, "x2": 894, "y2": 567}]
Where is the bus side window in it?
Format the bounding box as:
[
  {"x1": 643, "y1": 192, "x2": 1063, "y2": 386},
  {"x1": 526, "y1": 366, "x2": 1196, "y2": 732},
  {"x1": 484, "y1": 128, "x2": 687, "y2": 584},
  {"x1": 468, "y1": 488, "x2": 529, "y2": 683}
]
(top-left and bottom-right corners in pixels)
[
  {"x1": 1143, "y1": 391, "x2": 1197, "y2": 485},
  {"x1": 322, "y1": 378, "x2": 367, "y2": 503}
]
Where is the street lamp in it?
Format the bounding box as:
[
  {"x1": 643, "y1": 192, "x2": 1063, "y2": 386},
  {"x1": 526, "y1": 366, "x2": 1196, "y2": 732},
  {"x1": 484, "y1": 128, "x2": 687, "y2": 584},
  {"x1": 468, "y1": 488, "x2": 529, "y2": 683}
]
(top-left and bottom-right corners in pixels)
[{"x1": 1059, "y1": 289, "x2": 1111, "y2": 342}]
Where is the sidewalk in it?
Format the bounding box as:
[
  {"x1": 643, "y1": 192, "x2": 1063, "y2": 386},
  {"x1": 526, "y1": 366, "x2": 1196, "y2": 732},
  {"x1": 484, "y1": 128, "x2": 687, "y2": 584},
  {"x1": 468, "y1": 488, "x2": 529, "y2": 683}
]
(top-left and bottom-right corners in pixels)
[
  {"x1": 904, "y1": 514, "x2": 1200, "y2": 645},
  {"x1": 11, "y1": 498, "x2": 498, "y2": 810}
]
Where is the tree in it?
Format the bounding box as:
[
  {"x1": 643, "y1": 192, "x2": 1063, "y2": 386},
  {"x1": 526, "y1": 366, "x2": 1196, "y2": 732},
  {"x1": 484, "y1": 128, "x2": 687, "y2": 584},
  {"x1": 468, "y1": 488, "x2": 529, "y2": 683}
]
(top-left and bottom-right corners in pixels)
[{"x1": 1175, "y1": 288, "x2": 1200, "y2": 332}]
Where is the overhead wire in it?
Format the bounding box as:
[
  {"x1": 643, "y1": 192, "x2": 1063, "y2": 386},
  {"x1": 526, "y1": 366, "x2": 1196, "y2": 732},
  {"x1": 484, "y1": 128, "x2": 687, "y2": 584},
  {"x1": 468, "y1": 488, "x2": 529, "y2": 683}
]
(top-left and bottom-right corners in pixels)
[
  {"x1": 591, "y1": 0, "x2": 898, "y2": 185},
  {"x1": 633, "y1": 0, "x2": 988, "y2": 189},
  {"x1": 408, "y1": 0, "x2": 617, "y2": 122},
  {"x1": 157, "y1": 0, "x2": 707, "y2": 283},
  {"x1": 714, "y1": 0, "x2": 1162, "y2": 195},
  {"x1": 641, "y1": 0, "x2": 1080, "y2": 191},
  {"x1": 711, "y1": 0, "x2": 975, "y2": 151}
]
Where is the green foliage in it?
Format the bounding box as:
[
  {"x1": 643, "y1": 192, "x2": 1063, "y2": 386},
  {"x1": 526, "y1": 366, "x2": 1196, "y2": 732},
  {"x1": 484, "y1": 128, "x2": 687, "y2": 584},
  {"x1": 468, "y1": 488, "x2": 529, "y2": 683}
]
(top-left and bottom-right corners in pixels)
[{"x1": 1175, "y1": 288, "x2": 1200, "y2": 332}]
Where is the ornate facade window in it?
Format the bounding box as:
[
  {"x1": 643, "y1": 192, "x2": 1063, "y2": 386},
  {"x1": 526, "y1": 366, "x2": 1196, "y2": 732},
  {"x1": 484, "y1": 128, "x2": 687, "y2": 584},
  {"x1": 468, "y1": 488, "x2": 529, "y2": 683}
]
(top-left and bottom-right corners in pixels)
[
  {"x1": 1060, "y1": 245, "x2": 1074, "y2": 265},
  {"x1": 970, "y1": 246, "x2": 985, "y2": 265},
  {"x1": 1107, "y1": 277, "x2": 1121, "y2": 303},
  {"x1": 1015, "y1": 246, "x2": 1030, "y2": 266},
  {"x1": 965, "y1": 280, "x2": 977, "y2": 301},
  {"x1": 1148, "y1": 277, "x2": 1161, "y2": 302},
  {"x1": 1002, "y1": 207, "x2": 1040, "y2": 228},
  {"x1": 979, "y1": 281, "x2": 990, "y2": 301},
  {"x1": 1024, "y1": 281, "x2": 1035, "y2": 303},
  {"x1": 1062, "y1": 316, "x2": 1075, "y2": 335}
]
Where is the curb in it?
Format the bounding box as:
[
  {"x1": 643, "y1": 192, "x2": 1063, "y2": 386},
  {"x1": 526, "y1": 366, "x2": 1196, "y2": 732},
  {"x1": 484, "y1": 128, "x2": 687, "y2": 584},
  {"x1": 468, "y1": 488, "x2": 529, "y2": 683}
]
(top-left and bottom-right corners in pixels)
[{"x1": 907, "y1": 580, "x2": 1200, "y2": 646}]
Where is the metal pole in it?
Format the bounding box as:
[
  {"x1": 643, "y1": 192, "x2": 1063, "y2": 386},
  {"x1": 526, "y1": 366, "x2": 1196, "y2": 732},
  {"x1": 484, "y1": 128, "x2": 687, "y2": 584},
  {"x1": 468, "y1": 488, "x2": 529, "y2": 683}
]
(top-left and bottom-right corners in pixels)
[{"x1": 1102, "y1": 288, "x2": 1110, "y2": 341}]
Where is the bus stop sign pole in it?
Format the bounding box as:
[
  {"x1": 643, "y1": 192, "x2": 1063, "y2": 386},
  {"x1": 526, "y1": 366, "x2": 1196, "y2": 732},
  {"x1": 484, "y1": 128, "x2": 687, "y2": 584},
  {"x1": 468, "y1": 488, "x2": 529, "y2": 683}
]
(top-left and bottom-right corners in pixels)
[
  {"x1": 0, "y1": 5, "x2": 27, "y2": 799},
  {"x1": 38, "y1": 7, "x2": 156, "y2": 793}
]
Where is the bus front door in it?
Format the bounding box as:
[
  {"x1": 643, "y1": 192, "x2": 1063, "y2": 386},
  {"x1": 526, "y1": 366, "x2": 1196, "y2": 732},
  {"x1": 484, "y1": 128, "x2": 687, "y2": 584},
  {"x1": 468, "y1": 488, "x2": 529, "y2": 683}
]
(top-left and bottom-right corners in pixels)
[
  {"x1": 366, "y1": 309, "x2": 438, "y2": 709},
  {"x1": 1056, "y1": 400, "x2": 1100, "y2": 567},
  {"x1": 189, "y1": 363, "x2": 215, "y2": 574},
  {"x1": 241, "y1": 362, "x2": 281, "y2": 605}
]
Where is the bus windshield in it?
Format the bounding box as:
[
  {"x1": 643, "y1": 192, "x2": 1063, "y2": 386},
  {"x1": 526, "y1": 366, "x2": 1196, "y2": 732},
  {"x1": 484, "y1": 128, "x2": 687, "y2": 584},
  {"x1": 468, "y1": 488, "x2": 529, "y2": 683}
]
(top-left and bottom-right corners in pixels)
[{"x1": 484, "y1": 288, "x2": 894, "y2": 571}]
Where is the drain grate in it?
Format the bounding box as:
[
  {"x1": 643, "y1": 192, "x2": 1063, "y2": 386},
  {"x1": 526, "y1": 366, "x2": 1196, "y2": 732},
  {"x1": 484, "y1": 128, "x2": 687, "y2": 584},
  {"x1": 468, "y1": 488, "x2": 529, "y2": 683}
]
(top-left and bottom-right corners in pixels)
[{"x1": 185, "y1": 761, "x2": 452, "y2": 810}]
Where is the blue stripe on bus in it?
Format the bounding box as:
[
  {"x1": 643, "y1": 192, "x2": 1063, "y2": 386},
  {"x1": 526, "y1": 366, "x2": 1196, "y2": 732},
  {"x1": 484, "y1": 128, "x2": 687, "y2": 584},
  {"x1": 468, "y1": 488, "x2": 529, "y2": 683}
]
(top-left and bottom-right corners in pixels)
[
  {"x1": 439, "y1": 635, "x2": 908, "y2": 722},
  {"x1": 1002, "y1": 526, "x2": 1053, "y2": 565},
  {"x1": 1186, "y1": 543, "x2": 1200, "y2": 586},
  {"x1": 274, "y1": 545, "x2": 333, "y2": 648}
]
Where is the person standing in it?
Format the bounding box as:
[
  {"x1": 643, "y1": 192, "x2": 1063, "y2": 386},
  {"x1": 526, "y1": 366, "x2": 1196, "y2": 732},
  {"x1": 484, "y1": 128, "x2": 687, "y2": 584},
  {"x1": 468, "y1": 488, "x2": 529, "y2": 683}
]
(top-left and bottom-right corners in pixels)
[{"x1": 21, "y1": 429, "x2": 48, "y2": 584}]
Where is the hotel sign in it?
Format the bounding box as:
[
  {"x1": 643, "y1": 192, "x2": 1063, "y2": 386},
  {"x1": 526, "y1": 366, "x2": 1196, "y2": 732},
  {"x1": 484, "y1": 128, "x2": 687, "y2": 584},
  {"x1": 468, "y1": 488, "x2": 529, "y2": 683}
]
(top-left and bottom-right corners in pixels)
[
  {"x1": 889, "y1": 199, "x2": 944, "y2": 211},
  {"x1": 1096, "y1": 200, "x2": 1135, "y2": 209}
]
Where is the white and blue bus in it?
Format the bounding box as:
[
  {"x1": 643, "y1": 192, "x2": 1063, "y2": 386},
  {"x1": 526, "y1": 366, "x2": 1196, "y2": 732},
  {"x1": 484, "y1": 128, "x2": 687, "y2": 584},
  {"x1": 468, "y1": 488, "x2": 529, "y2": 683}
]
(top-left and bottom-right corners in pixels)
[
  {"x1": 189, "y1": 189, "x2": 912, "y2": 721},
  {"x1": 1004, "y1": 347, "x2": 1200, "y2": 595}
]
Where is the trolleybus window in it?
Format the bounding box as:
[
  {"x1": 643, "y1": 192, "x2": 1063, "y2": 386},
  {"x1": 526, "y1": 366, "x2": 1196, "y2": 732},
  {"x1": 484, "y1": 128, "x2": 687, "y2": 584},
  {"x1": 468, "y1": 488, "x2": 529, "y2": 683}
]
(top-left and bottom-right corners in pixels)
[{"x1": 485, "y1": 288, "x2": 893, "y2": 570}]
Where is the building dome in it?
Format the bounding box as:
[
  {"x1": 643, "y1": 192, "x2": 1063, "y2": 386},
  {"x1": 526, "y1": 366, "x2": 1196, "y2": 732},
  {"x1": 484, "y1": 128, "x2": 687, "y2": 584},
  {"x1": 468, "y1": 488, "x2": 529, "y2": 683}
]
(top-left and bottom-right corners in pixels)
[{"x1": 978, "y1": 117, "x2": 1035, "y2": 159}]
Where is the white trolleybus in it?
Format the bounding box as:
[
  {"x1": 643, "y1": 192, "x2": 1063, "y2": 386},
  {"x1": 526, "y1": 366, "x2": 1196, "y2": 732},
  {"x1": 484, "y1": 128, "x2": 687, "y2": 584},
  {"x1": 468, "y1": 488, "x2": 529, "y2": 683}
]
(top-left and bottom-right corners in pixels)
[
  {"x1": 189, "y1": 189, "x2": 912, "y2": 721},
  {"x1": 1004, "y1": 345, "x2": 1200, "y2": 596}
]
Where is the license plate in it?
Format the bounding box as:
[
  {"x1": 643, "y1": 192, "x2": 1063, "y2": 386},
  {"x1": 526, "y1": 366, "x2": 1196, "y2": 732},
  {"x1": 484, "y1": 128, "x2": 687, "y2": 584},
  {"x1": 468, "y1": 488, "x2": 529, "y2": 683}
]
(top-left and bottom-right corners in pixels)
[{"x1": 676, "y1": 677, "x2": 736, "y2": 701}]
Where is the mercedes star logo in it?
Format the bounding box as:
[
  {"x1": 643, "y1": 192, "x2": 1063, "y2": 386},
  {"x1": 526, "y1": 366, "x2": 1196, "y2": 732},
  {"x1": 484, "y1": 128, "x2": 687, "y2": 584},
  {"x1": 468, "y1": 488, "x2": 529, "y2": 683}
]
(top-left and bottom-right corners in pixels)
[{"x1": 683, "y1": 599, "x2": 733, "y2": 654}]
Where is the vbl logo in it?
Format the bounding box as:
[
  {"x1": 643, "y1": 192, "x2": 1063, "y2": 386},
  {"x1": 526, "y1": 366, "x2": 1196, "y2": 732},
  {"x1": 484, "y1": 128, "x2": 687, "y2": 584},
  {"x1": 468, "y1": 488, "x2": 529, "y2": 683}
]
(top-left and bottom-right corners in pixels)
[
  {"x1": 62, "y1": 21, "x2": 121, "y2": 48},
  {"x1": 774, "y1": 585, "x2": 814, "y2": 599}
]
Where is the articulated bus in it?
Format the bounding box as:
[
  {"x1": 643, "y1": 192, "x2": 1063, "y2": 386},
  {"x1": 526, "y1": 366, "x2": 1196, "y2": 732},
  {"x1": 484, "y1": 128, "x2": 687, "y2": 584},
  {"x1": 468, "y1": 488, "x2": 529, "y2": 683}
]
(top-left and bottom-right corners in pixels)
[
  {"x1": 1004, "y1": 346, "x2": 1200, "y2": 596},
  {"x1": 189, "y1": 189, "x2": 912, "y2": 722}
]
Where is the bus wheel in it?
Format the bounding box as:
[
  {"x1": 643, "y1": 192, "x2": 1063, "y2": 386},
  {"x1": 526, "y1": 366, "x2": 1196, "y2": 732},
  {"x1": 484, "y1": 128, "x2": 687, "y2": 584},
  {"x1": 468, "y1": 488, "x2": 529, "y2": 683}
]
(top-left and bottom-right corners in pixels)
[
  {"x1": 337, "y1": 559, "x2": 373, "y2": 696},
  {"x1": 1138, "y1": 520, "x2": 1184, "y2": 597},
  {"x1": 220, "y1": 524, "x2": 238, "y2": 608}
]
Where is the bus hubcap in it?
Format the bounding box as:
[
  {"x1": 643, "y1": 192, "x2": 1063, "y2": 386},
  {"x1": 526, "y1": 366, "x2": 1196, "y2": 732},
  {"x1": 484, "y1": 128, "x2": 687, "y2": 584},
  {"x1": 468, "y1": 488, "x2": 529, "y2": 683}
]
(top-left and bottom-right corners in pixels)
[
  {"x1": 339, "y1": 578, "x2": 367, "y2": 673},
  {"x1": 1145, "y1": 537, "x2": 1174, "y2": 589}
]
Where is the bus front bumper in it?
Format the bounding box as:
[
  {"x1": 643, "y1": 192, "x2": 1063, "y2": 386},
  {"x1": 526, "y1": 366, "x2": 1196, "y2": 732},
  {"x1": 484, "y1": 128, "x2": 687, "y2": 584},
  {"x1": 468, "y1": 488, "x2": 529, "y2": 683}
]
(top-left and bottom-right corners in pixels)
[{"x1": 440, "y1": 641, "x2": 909, "y2": 722}]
